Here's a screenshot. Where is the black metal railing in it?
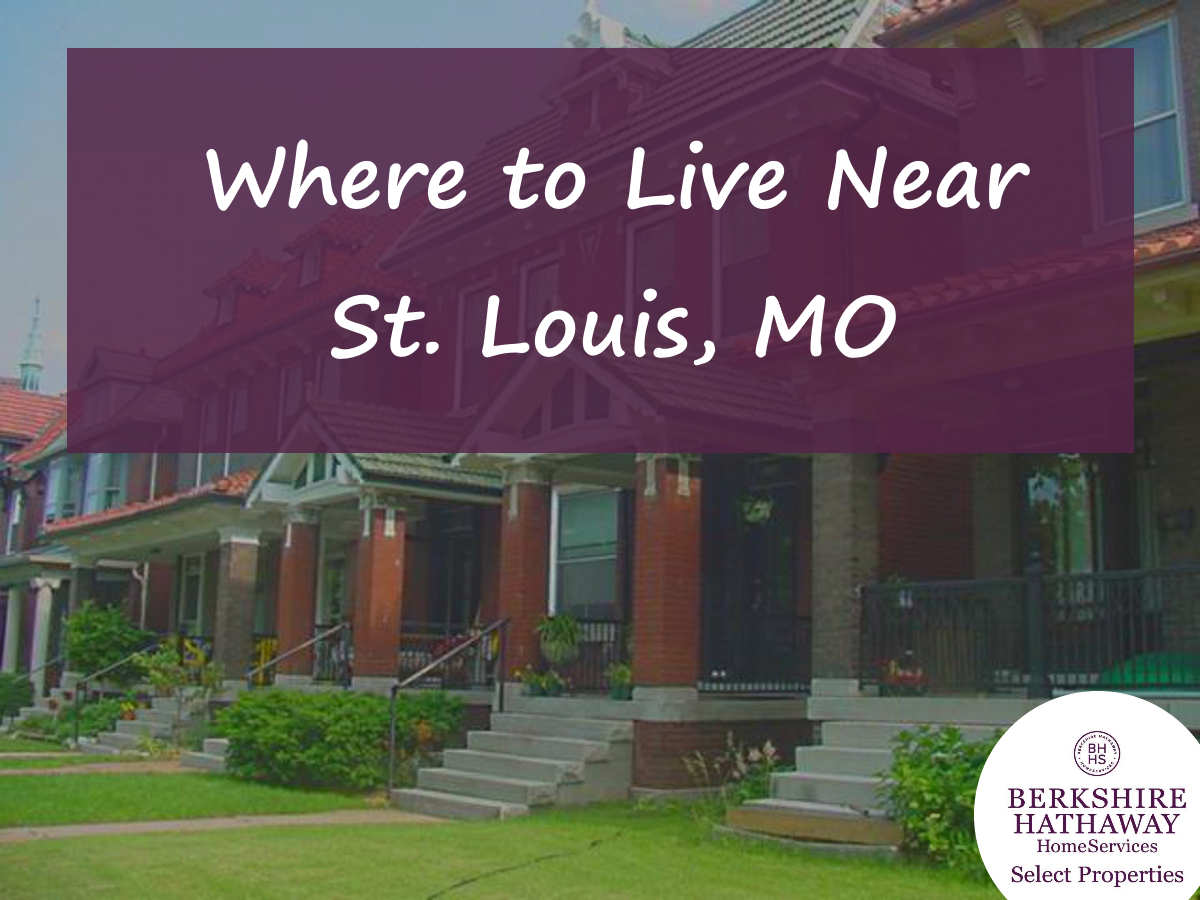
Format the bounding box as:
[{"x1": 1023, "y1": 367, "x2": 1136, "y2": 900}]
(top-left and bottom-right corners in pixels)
[
  {"x1": 859, "y1": 565, "x2": 1200, "y2": 697},
  {"x1": 312, "y1": 622, "x2": 353, "y2": 685},
  {"x1": 72, "y1": 639, "x2": 163, "y2": 745},
  {"x1": 398, "y1": 622, "x2": 505, "y2": 691},
  {"x1": 387, "y1": 618, "x2": 509, "y2": 793},
  {"x1": 23, "y1": 654, "x2": 65, "y2": 697},
  {"x1": 698, "y1": 614, "x2": 812, "y2": 694},
  {"x1": 548, "y1": 619, "x2": 629, "y2": 693},
  {"x1": 247, "y1": 623, "x2": 351, "y2": 689}
]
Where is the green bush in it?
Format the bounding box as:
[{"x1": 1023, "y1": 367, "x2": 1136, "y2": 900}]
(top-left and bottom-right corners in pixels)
[
  {"x1": 0, "y1": 672, "x2": 34, "y2": 718},
  {"x1": 65, "y1": 601, "x2": 156, "y2": 681},
  {"x1": 884, "y1": 725, "x2": 1001, "y2": 879},
  {"x1": 217, "y1": 689, "x2": 463, "y2": 791},
  {"x1": 17, "y1": 697, "x2": 123, "y2": 743}
]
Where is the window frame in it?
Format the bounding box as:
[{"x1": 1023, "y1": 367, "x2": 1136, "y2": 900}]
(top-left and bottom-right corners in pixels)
[
  {"x1": 518, "y1": 252, "x2": 563, "y2": 337},
  {"x1": 454, "y1": 277, "x2": 497, "y2": 411},
  {"x1": 624, "y1": 210, "x2": 676, "y2": 323},
  {"x1": 547, "y1": 484, "x2": 621, "y2": 618},
  {"x1": 712, "y1": 190, "x2": 772, "y2": 340},
  {"x1": 1089, "y1": 14, "x2": 1193, "y2": 229},
  {"x1": 277, "y1": 360, "x2": 304, "y2": 437},
  {"x1": 178, "y1": 552, "x2": 207, "y2": 635}
]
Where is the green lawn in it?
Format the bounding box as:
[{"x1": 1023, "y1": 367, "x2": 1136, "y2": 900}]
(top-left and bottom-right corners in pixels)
[
  {"x1": 0, "y1": 754, "x2": 151, "y2": 770},
  {"x1": 0, "y1": 772, "x2": 369, "y2": 827},
  {"x1": 0, "y1": 736, "x2": 67, "y2": 753},
  {"x1": 0, "y1": 804, "x2": 1000, "y2": 900}
]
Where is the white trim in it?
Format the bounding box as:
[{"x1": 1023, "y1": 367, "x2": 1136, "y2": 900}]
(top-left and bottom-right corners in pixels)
[
  {"x1": 179, "y1": 552, "x2": 206, "y2": 635},
  {"x1": 624, "y1": 209, "x2": 676, "y2": 323},
  {"x1": 454, "y1": 276, "x2": 497, "y2": 412},
  {"x1": 277, "y1": 361, "x2": 304, "y2": 439},
  {"x1": 547, "y1": 484, "x2": 620, "y2": 616},
  {"x1": 517, "y1": 250, "x2": 564, "y2": 337}
]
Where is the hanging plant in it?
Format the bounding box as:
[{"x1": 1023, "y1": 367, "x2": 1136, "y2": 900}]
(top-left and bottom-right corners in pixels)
[
  {"x1": 739, "y1": 495, "x2": 774, "y2": 526},
  {"x1": 536, "y1": 614, "x2": 582, "y2": 667}
]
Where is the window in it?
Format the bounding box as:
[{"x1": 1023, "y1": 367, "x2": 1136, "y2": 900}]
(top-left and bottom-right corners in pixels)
[
  {"x1": 551, "y1": 488, "x2": 621, "y2": 620},
  {"x1": 300, "y1": 246, "x2": 321, "y2": 286},
  {"x1": 178, "y1": 554, "x2": 205, "y2": 635},
  {"x1": 1096, "y1": 19, "x2": 1189, "y2": 222},
  {"x1": 5, "y1": 488, "x2": 22, "y2": 554},
  {"x1": 228, "y1": 384, "x2": 249, "y2": 439},
  {"x1": 200, "y1": 394, "x2": 220, "y2": 447},
  {"x1": 520, "y1": 258, "x2": 560, "y2": 334},
  {"x1": 216, "y1": 287, "x2": 236, "y2": 326},
  {"x1": 457, "y1": 285, "x2": 492, "y2": 409},
  {"x1": 1023, "y1": 454, "x2": 1102, "y2": 577},
  {"x1": 83, "y1": 453, "x2": 127, "y2": 514},
  {"x1": 627, "y1": 216, "x2": 674, "y2": 315},
  {"x1": 43, "y1": 455, "x2": 84, "y2": 523},
  {"x1": 716, "y1": 192, "x2": 770, "y2": 337},
  {"x1": 279, "y1": 362, "x2": 304, "y2": 430},
  {"x1": 316, "y1": 354, "x2": 341, "y2": 399}
]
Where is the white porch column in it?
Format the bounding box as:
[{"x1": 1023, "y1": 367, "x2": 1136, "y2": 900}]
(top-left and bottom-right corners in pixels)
[
  {"x1": 2, "y1": 587, "x2": 22, "y2": 673},
  {"x1": 28, "y1": 577, "x2": 59, "y2": 696}
]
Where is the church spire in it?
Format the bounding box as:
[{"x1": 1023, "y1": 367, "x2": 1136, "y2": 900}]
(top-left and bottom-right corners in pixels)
[{"x1": 19, "y1": 296, "x2": 43, "y2": 392}]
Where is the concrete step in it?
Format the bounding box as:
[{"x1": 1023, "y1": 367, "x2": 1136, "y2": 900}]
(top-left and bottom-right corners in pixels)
[
  {"x1": 502, "y1": 694, "x2": 638, "y2": 720},
  {"x1": 16, "y1": 706, "x2": 47, "y2": 721},
  {"x1": 728, "y1": 798, "x2": 901, "y2": 847},
  {"x1": 78, "y1": 741, "x2": 122, "y2": 756},
  {"x1": 796, "y1": 747, "x2": 893, "y2": 779},
  {"x1": 180, "y1": 751, "x2": 226, "y2": 773},
  {"x1": 417, "y1": 768, "x2": 557, "y2": 807},
  {"x1": 203, "y1": 738, "x2": 229, "y2": 757},
  {"x1": 469, "y1": 730, "x2": 609, "y2": 763},
  {"x1": 771, "y1": 772, "x2": 884, "y2": 810},
  {"x1": 115, "y1": 719, "x2": 172, "y2": 739},
  {"x1": 134, "y1": 708, "x2": 180, "y2": 727},
  {"x1": 391, "y1": 788, "x2": 528, "y2": 821},
  {"x1": 821, "y1": 720, "x2": 999, "y2": 751},
  {"x1": 97, "y1": 730, "x2": 143, "y2": 751},
  {"x1": 488, "y1": 713, "x2": 632, "y2": 744},
  {"x1": 442, "y1": 749, "x2": 584, "y2": 785}
]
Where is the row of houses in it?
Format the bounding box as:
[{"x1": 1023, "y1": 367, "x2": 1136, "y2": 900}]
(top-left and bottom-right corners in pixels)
[{"x1": 3, "y1": 1, "x2": 1200, "y2": 810}]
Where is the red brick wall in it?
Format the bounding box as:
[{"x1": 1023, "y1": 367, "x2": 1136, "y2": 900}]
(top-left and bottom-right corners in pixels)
[
  {"x1": 351, "y1": 508, "x2": 405, "y2": 677},
  {"x1": 878, "y1": 454, "x2": 973, "y2": 581},
  {"x1": 277, "y1": 520, "x2": 318, "y2": 675},
  {"x1": 634, "y1": 718, "x2": 812, "y2": 790},
  {"x1": 633, "y1": 457, "x2": 702, "y2": 687},
  {"x1": 498, "y1": 481, "x2": 550, "y2": 673}
]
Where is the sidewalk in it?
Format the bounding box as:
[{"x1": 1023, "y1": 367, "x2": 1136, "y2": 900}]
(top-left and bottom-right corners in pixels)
[
  {"x1": 0, "y1": 809, "x2": 442, "y2": 843},
  {"x1": 0, "y1": 761, "x2": 185, "y2": 777}
]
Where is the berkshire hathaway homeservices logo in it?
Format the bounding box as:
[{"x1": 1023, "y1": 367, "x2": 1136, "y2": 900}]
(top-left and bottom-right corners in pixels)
[
  {"x1": 975, "y1": 692, "x2": 1200, "y2": 898},
  {"x1": 1074, "y1": 731, "x2": 1120, "y2": 777}
]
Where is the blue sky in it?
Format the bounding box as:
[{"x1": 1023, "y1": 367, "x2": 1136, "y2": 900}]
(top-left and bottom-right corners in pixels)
[{"x1": 0, "y1": 0, "x2": 751, "y2": 391}]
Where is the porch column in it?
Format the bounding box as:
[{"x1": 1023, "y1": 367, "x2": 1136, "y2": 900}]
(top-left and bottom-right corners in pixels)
[
  {"x1": 276, "y1": 508, "x2": 319, "y2": 676},
  {"x1": 498, "y1": 465, "x2": 551, "y2": 674},
  {"x1": 632, "y1": 454, "x2": 701, "y2": 689},
  {"x1": 29, "y1": 577, "x2": 60, "y2": 696},
  {"x1": 811, "y1": 454, "x2": 879, "y2": 692},
  {"x1": 212, "y1": 528, "x2": 260, "y2": 678},
  {"x1": 351, "y1": 498, "x2": 406, "y2": 679},
  {"x1": 2, "y1": 586, "x2": 22, "y2": 673},
  {"x1": 972, "y1": 454, "x2": 1017, "y2": 578},
  {"x1": 67, "y1": 566, "x2": 96, "y2": 616}
]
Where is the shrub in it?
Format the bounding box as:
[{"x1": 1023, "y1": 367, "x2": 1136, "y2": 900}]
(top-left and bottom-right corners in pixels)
[
  {"x1": 0, "y1": 672, "x2": 34, "y2": 718},
  {"x1": 683, "y1": 733, "x2": 788, "y2": 822},
  {"x1": 884, "y1": 725, "x2": 1001, "y2": 879},
  {"x1": 20, "y1": 697, "x2": 124, "y2": 742},
  {"x1": 65, "y1": 601, "x2": 155, "y2": 681},
  {"x1": 217, "y1": 689, "x2": 463, "y2": 791}
]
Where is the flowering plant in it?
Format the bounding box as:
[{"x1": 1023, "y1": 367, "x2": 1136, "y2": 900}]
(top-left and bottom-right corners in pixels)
[{"x1": 880, "y1": 654, "x2": 929, "y2": 696}]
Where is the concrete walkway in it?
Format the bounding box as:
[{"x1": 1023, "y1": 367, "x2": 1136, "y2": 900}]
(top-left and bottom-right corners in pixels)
[
  {"x1": 0, "y1": 809, "x2": 442, "y2": 843},
  {"x1": 0, "y1": 761, "x2": 185, "y2": 777}
]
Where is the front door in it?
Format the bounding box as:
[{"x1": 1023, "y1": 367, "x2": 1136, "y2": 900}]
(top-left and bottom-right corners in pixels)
[
  {"x1": 701, "y1": 454, "x2": 807, "y2": 691},
  {"x1": 430, "y1": 505, "x2": 482, "y2": 631}
]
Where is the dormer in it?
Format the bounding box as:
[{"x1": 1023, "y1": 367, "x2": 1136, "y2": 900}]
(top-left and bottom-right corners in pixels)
[
  {"x1": 283, "y1": 210, "x2": 377, "y2": 286},
  {"x1": 202, "y1": 248, "x2": 286, "y2": 327}
]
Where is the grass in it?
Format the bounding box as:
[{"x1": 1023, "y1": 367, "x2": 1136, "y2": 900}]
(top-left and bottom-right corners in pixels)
[
  {"x1": 0, "y1": 804, "x2": 1002, "y2": 900},
  {"x1": 0, "y1": 772, "x2": 370, "y2": 828},
  {"x1": 0, "y1": 755, "x2": 114, "y2": 770},
  {"x1": 0, "y1": 736, "x2": 68, "y2": 753}
]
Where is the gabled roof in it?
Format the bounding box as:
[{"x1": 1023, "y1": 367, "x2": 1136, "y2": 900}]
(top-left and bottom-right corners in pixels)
[
  {"x1": 682, "y1": 0, "x2": 872, "y2": 49},
  {"x1": 44, "y1": 469, "x2": 256, "y2": 537},
  {"x1": 81, "y1": 347, "x2": 158, "y2": 385},
  {"x1": 203, "y1": 248, "x2": 288, "y2": 298},
  {"x1": 6, "y1": 409, "x2": 66, "y2": 470},
  {"x1": 0, "y1": 385, "x2": 66, "y2": 445}
]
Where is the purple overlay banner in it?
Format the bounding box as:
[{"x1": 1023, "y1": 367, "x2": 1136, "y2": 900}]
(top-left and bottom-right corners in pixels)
[{"x1": 67, "y1": 48, "x2": 1134, "y2": 454}]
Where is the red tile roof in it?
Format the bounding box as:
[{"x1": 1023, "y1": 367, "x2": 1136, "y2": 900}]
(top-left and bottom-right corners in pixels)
[
  {"x1": 6, "y1": 410, "x2": 66, "y2": 469},
  {"x1": 44, "y1": 469, "x2": 256, "y2": 536},
  {"x1": 304, "y1": 396, "x2": 465, "y2": 452},
  {"x1": 157, "y1": 201, "x2": 424, "y2": 378},
  {"x1": 283, "y1": 210, "x2": 378, "y2": 254},
  {"x1": 0, "y1": 386, "x2": 66, "y2": 444},
  {"x1": 203, "y1": 248, "x2": 288, "y2": 298},
  {"x1": 1134, "y1": 219, "x2": 1200, "y2": 268},
  {"x1": 882, "y1": 0, "x2": 979, "y2": 34}
]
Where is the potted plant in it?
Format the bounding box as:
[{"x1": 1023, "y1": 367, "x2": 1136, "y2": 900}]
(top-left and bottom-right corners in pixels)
[
  {"x1": 879, "y1": 651, "x2": 929, "y2": 697},
  {"x1": 606, "y1": 662, "x2": 633, "y2": 700},
  {"x1": 515, "y1": 665, "x2": 543, "y2": 697},
  {"x1": 536, "y1": 614, "x2": 582, "y2": 667},
  {"x1": 541, "y1": 670, "x2": 566, "y2": 697}
]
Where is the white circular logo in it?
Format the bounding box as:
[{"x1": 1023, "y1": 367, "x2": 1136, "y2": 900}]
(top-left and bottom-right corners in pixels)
[
  {"x1": 976, "y1": 691, "x2": 1200, "y2": 898},
  {"x1": 1074, "y1": 730, "x2": 1120, "y2": 777}
]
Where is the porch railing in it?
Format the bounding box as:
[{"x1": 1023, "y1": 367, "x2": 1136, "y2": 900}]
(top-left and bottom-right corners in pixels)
[
  {"x1": 398, "y1": 621, "x2": 501, "y2": 691},
  {"x1": 859, "y1": 565, "x2": 1200, "y2": 697},
  {"x1": 387, "y1": 618, "x2": 509, "y2": 793},
  {"x1": 699, "y1": 614, "x2": 812, "y2": 694},
  {"x1": 549, "y1": 619, "x2": 629, "y2": 693},
  {"x1": 247, "y1": 623, "x2": 351, "y2": 689},
  {"x1": 312, "y1": 622, "x2": 352, "y2": 685}
]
